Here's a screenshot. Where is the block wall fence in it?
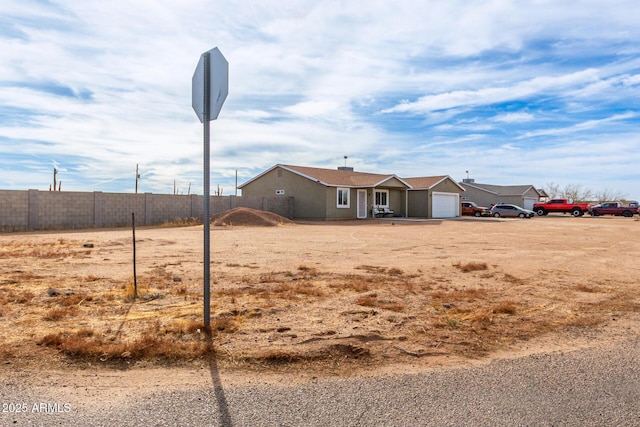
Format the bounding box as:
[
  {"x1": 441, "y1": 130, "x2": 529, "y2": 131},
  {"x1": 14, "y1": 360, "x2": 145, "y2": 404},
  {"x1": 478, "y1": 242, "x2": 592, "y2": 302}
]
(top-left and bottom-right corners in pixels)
[{"x1": 0, "y1": 190, "x2": 293, "y2": 232}]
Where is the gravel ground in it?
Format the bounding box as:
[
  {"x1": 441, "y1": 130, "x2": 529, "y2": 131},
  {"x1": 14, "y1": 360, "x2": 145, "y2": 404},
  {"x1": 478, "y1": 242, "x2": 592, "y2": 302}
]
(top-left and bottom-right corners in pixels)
[{"x1": 2, "y1": 334, "x2": 638, "y2": 427}]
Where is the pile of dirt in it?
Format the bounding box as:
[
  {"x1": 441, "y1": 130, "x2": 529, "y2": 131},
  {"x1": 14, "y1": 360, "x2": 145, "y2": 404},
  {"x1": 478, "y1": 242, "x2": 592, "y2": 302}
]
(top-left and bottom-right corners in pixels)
[{"x1": 211, "y1": 207, "x2": 294, "y2": 227}]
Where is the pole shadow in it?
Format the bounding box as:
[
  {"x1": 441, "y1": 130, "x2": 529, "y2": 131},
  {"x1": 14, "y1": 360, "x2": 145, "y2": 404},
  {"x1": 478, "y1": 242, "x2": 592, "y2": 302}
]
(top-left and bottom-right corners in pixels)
[{"x1": 208, "y1": 336, "x2": 233, "y2": 427}]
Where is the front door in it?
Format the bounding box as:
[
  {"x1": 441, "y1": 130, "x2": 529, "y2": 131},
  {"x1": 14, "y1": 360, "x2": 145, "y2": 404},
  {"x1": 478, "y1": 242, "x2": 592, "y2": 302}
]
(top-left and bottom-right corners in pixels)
[{"x1": 357, "y1": 190, "x2": 367, "y2": 219}]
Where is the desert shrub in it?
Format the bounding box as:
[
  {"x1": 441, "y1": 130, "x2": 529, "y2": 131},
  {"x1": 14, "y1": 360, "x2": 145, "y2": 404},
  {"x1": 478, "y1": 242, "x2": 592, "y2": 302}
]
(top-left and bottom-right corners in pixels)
[
  {"x1": 43, "y1": 307, "x2": 76, "y2": 321},
  {"x1": 573, "y1": 284, "x2": 598, "y2": 293},
  {"x1": 387, "y1": 268, "x2": 404, "y2": 276},
  {"x1": 491, "y1": 301, "x2": 518, "y2": 314},
  {"x1": 211, "y1": 317, "x2": 238, "y2": 333},
  {"x1": 453, "y1": 262, "x2": 488, "y2": 272},
  {"x1": 356, "y1": 294, "x2": 404, "y2": 312},
  {"x1": 60, "y1": 293, "x2": 92, "y2": 306}
]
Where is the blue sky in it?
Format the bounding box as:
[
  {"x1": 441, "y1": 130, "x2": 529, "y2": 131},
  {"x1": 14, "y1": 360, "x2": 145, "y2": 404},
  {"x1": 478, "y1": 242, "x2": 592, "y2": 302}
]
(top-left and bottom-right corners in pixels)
[{"x1": 2, "y1": 1, "x2": 640, "y2": 200}]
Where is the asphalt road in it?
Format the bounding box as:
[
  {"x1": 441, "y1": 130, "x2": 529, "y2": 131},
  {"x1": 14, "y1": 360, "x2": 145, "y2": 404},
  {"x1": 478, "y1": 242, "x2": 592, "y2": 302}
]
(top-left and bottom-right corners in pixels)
[{"x1": 2, "y1": 335, "x2": 638, "y2": 427}]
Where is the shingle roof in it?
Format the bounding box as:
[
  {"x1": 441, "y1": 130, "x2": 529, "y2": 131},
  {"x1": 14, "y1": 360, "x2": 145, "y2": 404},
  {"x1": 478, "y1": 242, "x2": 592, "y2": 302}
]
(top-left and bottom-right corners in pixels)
[
  {"x1": 403, "y1": 176, "x2": 449, "y2": 190},
  {"x1": 279, "y1": 165, "x2": 413, "y2": 188},
  {"x1": 281, "y1": 165, "x2": 393, "y2": 186},
  {"x1": 239, "y1": 164, "x2": 463, "y2": 190},
  {"x1": 461, "y1": 182, "x2": 540, "y2": 196}
]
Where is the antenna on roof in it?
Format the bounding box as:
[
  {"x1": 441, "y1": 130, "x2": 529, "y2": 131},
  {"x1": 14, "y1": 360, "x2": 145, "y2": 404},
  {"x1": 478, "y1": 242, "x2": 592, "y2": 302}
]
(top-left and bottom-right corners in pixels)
[
  {"x1": 463, "y1": 170, "x2": 475, "y2": 184},
  {"x1": 338, "y1": 156, "x2": 353, "y2": 172}
]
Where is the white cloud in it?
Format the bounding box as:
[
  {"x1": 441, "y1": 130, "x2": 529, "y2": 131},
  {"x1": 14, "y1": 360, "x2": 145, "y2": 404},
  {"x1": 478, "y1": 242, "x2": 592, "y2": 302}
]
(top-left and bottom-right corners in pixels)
[
  {"x1": 1, "y1": 0, "x2": 640, "y2": 199},
  {"x1": 382, "y1": 69, "x2": 601, "y2": 115},
  {"x1": 493, "y1": 113, "x2": 535, "y2": 123}
]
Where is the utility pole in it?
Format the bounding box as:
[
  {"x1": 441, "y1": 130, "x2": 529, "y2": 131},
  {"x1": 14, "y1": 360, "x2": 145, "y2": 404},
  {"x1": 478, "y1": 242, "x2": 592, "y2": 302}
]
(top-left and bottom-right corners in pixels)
[
  {"x1": 53, "y1": 168, "x2": 57, "y2": 191},
  {"x1": 135, "y1": 164, "x2": 140, "y2": 194}
]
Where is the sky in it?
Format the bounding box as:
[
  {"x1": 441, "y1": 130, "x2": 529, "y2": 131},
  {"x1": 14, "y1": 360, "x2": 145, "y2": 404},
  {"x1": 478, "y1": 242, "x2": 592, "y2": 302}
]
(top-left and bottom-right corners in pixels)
[{"x1": 2, "y1": 1, "x2": 640, "y2": 200}]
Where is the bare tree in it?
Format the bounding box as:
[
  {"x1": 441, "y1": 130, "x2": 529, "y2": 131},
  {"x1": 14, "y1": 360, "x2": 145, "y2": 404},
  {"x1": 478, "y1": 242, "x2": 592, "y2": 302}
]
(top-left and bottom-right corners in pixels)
[
  {"x1": 592, "y1": 188, "x2": 627, "y2": 204},
  {"x1": 544, "y1": 182, "x2": 561, "y2": 198},
  {"x1": 561, "y1": 184, "x2": 592, "y2": 203},
  {"x1": 543, "y1": 182, "x2": 606, "y2": 203}
]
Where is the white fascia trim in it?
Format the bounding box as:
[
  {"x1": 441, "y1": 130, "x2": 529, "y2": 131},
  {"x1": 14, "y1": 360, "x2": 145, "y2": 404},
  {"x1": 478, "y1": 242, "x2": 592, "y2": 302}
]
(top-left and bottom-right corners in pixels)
[{"x1": 374, "y1": 175, "x2": 412, "y2": 188}]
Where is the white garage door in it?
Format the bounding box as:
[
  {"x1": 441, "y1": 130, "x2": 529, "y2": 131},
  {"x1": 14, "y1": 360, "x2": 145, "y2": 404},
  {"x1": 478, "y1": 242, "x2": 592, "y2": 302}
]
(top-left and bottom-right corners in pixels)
[
  {"x1": 523, "y1": 198, "x2": 537, "y2": 210},
  {"x1": 432, "y1": 192, "x2": 459, "y2": 218}
]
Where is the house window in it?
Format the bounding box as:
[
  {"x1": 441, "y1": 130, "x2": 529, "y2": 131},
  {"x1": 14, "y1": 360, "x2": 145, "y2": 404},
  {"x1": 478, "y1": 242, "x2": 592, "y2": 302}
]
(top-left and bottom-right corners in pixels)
[
  {"x1": 337, "y1": 188, "x2": 350, "y2": 208},
  {"x1": 374, "y1": 190, "x2": 389, "y2": 207}
]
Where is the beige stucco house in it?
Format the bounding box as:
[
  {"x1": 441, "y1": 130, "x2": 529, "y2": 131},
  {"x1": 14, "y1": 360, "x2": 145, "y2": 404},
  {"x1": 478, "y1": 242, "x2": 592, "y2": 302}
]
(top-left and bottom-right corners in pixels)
[
  {"x1": 459, "y1": 180, "x2": 542, "y2": 210},
  {"x1": 238, "y1": 164, "x2": 465, "y2": 220}
]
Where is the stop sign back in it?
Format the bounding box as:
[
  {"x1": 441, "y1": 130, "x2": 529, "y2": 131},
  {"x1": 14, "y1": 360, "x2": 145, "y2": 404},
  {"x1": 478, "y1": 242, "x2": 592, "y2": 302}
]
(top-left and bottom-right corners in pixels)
[{"x1": 192, "y1": 47, "x2": 228, "y2": 122}]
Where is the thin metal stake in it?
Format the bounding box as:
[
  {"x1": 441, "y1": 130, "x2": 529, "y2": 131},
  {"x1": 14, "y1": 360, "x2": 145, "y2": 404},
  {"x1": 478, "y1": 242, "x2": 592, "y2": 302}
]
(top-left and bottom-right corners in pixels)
[{"x1": 132, "y1": 212, "x2": 137, "y2": 299}]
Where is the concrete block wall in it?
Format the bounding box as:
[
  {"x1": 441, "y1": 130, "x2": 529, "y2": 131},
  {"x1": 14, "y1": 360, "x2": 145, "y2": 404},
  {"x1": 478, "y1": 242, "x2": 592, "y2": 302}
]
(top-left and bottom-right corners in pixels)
[
  {"x1": 100, "y1": 192, "x2": 146, "y2": 227},
  {"x1": 34, "y1": 190, "x2": 95, "y2": 229},
  {"x1": 0, "y1": 190, "x2": 29, "y2": 231},
  {"x1": 0, "y1": 190, "x2": 294, "y2": 232}
]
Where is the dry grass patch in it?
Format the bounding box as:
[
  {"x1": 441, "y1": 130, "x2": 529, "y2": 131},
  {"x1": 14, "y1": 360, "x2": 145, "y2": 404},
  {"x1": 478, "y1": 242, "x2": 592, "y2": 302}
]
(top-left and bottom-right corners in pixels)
[
  {"x1": 273, "y1": 282, "x2": 326, "y2": 299},
  {"x1": 2, "y1": 222, "x2": 640, "y2": 374},
  {"x1": 43, "y1": 307, "x2": 77, "y2": 321},
  {"x1": 503, "y1": 273, "x2": 527, "y2": 285},
  {"x1": 0, "y1": 289, "x2": 36, "y2": 304},
  {"x1": 430, "y1": 288, "x2": 488, "y2": 303},
  {"x1": 39, "y1": 330, "x2": 212, "y2": 363},
  {"x1": 491, "y1": 301, "x2": 518, "y2": 314},
  {"x1": 453, "y1": 261, "x2": 489, "y2": 272},
  {"x1": 356, "y1": 293, "x2": 405, "y2": 312},
  {"x1": 239, "y1": 342, "x2": 372, "y2": 367},
  {"x1": 573, "y1": 284, "x2": 599, "y2": 293}
]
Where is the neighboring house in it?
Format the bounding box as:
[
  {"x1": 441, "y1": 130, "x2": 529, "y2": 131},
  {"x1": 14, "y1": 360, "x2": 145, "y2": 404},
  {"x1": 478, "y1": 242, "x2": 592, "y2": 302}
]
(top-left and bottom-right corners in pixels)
[
  {"x1": 405, "y1": 176, "x2": 466, "y2": 218},
  {"x1": 238, "y1": 164, "x2": 412, "y2": 220},
  {"x1": 536, "y1": 188, "x2": 550, "y2": 202},
  {"x1": 459, "y1": 180, "x2": 542, "y2": 210},
  {"x1": 238, "y1": 164, "x2": 465, "y2": 220}
]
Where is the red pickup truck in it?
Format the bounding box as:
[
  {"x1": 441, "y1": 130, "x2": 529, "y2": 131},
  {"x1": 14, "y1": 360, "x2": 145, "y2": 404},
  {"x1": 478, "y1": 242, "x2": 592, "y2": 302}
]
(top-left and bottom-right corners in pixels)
[
  {"x1": 533, "y1": 198, "x2": 591, "y2": 217},
  {"x1": 590, "y1": 202, "x2": 639, "y2": 217}
]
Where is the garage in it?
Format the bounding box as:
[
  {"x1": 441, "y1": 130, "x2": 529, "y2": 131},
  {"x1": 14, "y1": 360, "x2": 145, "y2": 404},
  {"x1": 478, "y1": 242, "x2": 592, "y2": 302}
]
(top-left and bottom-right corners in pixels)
[
  {"x1": 432, "y1": 192, "x2": 459, "y2": 218},
  {"x1": 523, "y1": 198, "x2": 537, "y2": 211}
]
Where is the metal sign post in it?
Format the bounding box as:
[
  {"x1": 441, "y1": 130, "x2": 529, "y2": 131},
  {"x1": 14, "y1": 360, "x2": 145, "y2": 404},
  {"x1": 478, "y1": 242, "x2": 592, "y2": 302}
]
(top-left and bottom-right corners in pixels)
[{"x1": 192, "y1": 47, "x2": 228, "y2": 332}]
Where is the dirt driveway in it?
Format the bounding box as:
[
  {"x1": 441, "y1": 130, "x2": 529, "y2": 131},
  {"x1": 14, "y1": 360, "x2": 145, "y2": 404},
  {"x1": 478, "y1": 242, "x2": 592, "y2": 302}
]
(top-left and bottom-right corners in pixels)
[{"x1": 1, "y1": 214, "x2": 639, "y2": 380}]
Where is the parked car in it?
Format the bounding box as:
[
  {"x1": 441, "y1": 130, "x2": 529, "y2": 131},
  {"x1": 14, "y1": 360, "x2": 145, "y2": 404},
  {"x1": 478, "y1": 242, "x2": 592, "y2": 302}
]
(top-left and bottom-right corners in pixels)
[
  {"x1": 461, "y1": 201, "x2": 491, "y2": 217},
  {"x1": 532, "y1": 198, "x2": 591, "y2": 217},
  {"x1": 490, "y1": 203, "x2": 535, "y2": 218},
  {"x1": 590, "y1": 202, "x2": 639, "y2": 217}
]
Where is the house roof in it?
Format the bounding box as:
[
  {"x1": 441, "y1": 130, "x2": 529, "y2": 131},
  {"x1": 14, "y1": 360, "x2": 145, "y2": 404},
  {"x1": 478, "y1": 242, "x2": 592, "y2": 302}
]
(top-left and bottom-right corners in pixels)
[
  {"x1": 404, "y1": 175, "x2": 466, "y2": 191},
  {"x1": 239, "y1": 164, "x2": 467, "y2": 191},
  {"x1": 461, "y1": 182, "x2": 542, "y2": 197},
  {"x1": 239, "y1": 164, "x2": 412, "y2": 188}
]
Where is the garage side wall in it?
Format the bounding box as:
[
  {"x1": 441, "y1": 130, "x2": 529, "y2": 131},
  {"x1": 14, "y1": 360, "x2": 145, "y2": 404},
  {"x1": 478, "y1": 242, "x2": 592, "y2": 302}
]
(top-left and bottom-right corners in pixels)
[
  {"x1": 459, "y1": 188, "x2": 497, "y2": 208},
  {"x1": 240, "y1": 167, "x2": 326, "y2": 219},
  {"x1": 408, "y1": 190, "x2": 429, "y2": 217}
]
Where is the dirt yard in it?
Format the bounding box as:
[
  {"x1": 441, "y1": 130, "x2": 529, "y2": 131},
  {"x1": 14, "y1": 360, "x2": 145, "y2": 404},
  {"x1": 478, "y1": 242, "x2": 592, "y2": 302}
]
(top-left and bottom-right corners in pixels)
[{"x1": 1, "y1": 210, "x2": 639, "y2": 380}]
